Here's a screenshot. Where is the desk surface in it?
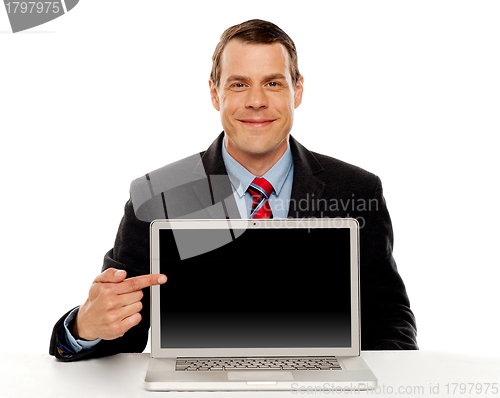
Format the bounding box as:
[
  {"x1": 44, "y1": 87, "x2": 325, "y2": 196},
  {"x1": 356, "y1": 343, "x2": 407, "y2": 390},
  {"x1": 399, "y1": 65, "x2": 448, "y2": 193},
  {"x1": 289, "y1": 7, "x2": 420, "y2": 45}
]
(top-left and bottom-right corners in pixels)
[{"x1": 1, "y1": 351, "x2": 499, "y2": 397}]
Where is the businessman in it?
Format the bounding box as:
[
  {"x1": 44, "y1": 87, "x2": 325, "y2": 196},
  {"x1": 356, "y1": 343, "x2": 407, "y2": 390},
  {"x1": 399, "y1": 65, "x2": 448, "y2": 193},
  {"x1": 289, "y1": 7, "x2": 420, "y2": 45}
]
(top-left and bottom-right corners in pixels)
[{"x1": 50, "y1": 19, "x2": 418, "y2": 361}]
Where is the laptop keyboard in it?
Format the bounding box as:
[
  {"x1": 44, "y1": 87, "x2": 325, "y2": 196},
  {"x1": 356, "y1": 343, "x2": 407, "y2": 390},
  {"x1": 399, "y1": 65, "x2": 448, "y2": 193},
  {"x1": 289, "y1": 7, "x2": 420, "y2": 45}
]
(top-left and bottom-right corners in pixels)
[{"x1": 175, "y1": 357, "x2": 341, "y2": 371}]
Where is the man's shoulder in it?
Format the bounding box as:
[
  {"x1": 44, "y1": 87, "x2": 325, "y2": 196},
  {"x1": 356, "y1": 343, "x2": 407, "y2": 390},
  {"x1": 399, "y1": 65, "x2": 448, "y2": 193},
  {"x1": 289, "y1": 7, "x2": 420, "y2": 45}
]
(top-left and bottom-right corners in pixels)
[
  {"x1": 131, "y1": 152, "x2": 205, "y2": 188},
  {"x1": 128, "y1": 151, "x2": 206, "y2": 217},
  {"x1": 314, "y1": 151, "x2": 378, "y2": 180},
  {"x1": 308, "y1": 149, "x2": 382, "y2": 197},
  {"x1": 290, "y1": 135, "x2": 379, "y2": 186}
]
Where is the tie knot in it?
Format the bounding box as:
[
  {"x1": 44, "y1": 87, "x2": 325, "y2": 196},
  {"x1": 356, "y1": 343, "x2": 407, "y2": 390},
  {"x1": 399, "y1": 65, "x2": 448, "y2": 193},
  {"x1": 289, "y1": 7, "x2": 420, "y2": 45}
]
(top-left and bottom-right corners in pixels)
[{"x1": 248, "y1": 178, "x2": 273, "y2": 199}]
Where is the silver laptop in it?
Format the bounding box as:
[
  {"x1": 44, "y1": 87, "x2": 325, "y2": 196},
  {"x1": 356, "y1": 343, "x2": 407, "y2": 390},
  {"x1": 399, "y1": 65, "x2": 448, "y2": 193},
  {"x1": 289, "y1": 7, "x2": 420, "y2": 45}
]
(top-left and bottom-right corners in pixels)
[{"x1": 145, "y1": 218, "x2": 377, "y2": 391}]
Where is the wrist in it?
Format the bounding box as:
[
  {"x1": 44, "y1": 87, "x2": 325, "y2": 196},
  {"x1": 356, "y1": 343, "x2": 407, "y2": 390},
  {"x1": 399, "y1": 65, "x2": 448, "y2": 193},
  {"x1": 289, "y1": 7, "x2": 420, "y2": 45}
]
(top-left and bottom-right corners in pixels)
[
  {"x1": 72, "y1": 308, "x2": 98, "y2": 341},
  {"x1": 70, "y1": 315, "x2": 82, "y2": 340}
]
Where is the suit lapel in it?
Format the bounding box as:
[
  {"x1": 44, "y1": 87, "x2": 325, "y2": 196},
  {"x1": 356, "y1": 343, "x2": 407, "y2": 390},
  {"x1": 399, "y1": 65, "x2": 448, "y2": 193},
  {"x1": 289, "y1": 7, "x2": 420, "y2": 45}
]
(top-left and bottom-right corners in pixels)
[
  {"x1": 288, "y1": 136, "x2": 326, "y2": 218},
  {"x1": 192, "y1": 133, "x2": 240, "y2": 219}
]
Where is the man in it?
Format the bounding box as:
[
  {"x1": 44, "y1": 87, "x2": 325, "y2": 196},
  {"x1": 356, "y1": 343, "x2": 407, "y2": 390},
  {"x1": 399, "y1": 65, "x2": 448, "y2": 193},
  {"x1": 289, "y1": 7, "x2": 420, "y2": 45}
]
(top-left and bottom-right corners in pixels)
[{"x1": 50, "y1": 19, "x2": 418, "y2": 361}]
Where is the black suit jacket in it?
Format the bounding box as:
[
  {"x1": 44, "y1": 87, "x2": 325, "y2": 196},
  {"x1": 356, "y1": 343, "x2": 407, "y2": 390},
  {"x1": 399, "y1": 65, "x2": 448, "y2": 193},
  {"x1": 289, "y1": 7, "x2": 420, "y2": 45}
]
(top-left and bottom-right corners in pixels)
[{"x1": 50, "y1": 133, "x2": 418, "y2": 361}]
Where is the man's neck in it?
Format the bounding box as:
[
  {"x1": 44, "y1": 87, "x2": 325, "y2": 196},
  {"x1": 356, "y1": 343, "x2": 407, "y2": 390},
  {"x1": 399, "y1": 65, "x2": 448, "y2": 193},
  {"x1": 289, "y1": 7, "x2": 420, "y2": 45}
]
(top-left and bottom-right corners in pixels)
[{"x1": 224, "y1": 136, "x2": 289, "y2": 176}]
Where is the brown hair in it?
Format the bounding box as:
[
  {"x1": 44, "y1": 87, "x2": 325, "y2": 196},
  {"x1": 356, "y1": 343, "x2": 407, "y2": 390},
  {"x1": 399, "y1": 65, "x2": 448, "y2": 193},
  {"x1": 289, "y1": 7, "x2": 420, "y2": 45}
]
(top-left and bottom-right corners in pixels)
[{"x1": 210, "y1": 19, "x2": 301, "y2": 88}]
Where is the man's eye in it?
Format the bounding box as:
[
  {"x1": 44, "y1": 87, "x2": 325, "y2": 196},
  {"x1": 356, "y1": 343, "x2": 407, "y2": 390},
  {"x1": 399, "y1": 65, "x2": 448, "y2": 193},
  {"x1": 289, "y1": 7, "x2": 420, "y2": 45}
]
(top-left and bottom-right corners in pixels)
[
  {"x1": 267, "y1": 82, "x2": 280, "y2": 87},
  {"x1": 232, "y1": 83, "x2": 246, "y2": 88}
]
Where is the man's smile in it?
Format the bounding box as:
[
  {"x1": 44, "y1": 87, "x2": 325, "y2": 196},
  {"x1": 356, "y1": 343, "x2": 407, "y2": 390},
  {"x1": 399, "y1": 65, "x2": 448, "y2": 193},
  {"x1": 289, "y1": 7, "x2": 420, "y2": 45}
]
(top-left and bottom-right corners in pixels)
[{"x1": 237, "y1": 118, "x2": 276, "y2": 128}]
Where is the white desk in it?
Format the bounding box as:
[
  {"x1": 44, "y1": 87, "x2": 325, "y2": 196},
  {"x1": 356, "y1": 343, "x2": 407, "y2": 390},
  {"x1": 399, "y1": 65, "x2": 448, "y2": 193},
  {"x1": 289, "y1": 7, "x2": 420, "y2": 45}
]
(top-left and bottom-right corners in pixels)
[{"x1": 1, "y1": 351, "x2": 499, "y2": 397}]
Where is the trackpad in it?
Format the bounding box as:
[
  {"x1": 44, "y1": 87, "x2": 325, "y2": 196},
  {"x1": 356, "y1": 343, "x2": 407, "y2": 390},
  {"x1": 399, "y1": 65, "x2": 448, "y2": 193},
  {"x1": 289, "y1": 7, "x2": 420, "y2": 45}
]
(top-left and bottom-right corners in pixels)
[{"x1": 227, "y1": 371, "x2": 294, "y2": 381}]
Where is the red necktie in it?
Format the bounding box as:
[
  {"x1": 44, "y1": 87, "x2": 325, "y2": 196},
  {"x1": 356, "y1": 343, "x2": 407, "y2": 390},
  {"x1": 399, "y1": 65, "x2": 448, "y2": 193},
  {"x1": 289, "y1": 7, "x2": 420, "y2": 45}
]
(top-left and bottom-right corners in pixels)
[{"x1": 248, "y1": 178, "x2": 273, "y2": 219}]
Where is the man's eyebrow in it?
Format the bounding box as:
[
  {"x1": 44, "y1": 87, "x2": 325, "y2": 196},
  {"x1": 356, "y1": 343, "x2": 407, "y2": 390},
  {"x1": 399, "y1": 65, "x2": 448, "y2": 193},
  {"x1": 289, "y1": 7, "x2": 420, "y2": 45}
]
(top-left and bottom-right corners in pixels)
[
  {"x1": 263, "y1": 73, "x2": 287, "y2": 81},
  {"x1": 225, "y1": 75, "x2": 251, "y2": 83}
]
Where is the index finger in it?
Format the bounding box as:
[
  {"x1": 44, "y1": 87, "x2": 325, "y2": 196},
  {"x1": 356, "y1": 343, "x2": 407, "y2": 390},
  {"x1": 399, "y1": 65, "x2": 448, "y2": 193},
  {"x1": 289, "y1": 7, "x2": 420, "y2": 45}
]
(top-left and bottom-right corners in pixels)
[{"x1": 116, "y1": 274, "x2": 167, "y2": 294}]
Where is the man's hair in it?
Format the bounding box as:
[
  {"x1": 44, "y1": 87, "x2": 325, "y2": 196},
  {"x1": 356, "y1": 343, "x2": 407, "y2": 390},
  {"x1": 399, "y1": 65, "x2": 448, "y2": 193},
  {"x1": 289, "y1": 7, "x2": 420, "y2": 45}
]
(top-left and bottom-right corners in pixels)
[{"x1": 210, "y1": 19, "x2": 301, "y2": 89}]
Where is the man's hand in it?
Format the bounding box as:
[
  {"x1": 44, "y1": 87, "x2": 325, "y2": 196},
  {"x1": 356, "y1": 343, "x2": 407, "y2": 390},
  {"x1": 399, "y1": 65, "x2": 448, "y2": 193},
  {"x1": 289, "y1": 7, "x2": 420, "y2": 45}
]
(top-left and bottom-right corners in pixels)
[{"x1": 72, "y1": 268, "x2": 167, "y2": 341}]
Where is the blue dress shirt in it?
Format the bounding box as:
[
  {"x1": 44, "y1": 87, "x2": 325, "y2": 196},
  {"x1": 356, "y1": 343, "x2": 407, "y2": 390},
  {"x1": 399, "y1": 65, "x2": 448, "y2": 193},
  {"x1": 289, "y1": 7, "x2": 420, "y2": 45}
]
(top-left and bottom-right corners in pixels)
[
  {"x1": 62, "y1": 138, "x2": 295, "y2": 353},
  {"x1": 221, "y1": 139, "x2": 294, "y2": 219}
]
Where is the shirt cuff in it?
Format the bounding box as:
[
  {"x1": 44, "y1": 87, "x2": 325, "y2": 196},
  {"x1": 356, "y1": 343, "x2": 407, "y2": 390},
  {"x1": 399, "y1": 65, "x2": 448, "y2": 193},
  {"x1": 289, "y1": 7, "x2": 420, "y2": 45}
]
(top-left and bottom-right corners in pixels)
[{"x1": 63, "y1": 307, "x2": 102, "y2": 353}]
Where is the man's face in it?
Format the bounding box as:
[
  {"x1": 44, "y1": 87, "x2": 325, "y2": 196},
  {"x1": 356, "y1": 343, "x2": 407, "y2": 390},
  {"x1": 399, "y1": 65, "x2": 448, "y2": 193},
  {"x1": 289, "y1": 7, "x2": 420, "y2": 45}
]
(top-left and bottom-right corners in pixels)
[{"x1": 210, "y1": 39, "x2": 303, "y2": 169}]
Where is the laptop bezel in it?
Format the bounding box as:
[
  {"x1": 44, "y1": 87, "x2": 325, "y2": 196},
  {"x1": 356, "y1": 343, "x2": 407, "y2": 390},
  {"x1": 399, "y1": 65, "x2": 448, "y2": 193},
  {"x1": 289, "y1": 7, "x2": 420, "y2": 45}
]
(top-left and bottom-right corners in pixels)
[{"x1": 150, "y1": 218, "x2": 360, "y2": 358}]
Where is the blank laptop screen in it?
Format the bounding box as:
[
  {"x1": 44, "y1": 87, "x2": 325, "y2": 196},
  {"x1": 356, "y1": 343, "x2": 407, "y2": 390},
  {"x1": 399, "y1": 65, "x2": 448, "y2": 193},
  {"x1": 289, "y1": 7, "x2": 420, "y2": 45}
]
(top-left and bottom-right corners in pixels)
[{"x1": 158, "y1": 227, "x2": 351, "y2": 349}]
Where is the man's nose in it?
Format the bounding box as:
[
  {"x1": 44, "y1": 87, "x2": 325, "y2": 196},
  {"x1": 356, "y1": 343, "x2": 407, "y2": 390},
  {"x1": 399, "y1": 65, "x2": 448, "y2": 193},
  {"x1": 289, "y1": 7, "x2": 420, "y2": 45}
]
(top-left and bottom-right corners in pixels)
[{"x1": 245, "y1": 86, "x2": 268, "y2": 109}]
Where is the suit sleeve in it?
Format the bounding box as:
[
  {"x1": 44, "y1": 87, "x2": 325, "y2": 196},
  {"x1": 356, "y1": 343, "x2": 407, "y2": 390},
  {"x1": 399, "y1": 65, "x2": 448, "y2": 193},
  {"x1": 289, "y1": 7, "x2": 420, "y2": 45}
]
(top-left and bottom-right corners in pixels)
[
  {"x1": 359, "y1": 177, "x2": 418, "y2": 350},
  {"x1": 49, "y1": 198, "x2": 151, "y2": 361}
]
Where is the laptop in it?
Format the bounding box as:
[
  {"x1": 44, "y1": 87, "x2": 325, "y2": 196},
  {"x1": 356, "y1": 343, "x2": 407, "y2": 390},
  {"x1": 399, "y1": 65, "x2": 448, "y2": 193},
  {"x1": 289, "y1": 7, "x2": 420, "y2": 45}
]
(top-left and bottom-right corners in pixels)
[{"x1": 145, "y1": 218, "x2": 377, "y2": 391}]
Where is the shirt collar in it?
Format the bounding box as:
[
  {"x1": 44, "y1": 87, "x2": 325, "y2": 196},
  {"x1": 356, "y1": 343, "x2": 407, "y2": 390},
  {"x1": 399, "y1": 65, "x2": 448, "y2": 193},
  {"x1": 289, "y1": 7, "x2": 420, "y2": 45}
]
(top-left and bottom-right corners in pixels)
[{"x1": 221, "y1": 138, "x2": 293, "y2": 198}]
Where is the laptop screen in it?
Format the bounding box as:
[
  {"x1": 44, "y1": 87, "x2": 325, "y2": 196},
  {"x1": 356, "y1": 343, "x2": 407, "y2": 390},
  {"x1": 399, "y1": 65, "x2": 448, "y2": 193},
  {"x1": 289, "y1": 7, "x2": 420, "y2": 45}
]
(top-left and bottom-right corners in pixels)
[{"x1": 158, "y1": 225, "x2": 352, "y2": 349}]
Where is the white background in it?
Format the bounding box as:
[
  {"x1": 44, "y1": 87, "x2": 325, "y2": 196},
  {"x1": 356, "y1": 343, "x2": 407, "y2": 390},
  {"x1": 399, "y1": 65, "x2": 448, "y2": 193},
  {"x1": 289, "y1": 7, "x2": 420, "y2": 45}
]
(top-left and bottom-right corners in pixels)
[{"x1": 1, "y1": 1, "x2": 499, "y2": 357}]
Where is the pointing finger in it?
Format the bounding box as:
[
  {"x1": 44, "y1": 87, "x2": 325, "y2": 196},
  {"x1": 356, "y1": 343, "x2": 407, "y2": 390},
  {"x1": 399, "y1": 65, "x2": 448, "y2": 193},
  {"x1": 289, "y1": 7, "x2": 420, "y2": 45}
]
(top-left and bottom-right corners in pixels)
[{"x1": 116, "y1": 273, "x2": 167, "y2": 294}]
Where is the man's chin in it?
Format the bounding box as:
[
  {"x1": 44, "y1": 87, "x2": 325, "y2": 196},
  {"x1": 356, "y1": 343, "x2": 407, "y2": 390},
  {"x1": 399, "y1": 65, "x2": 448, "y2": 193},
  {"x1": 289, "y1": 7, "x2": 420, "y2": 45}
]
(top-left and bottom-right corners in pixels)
[{"x1": 234, "y1": 138, "x2": 288, "y2": 159}]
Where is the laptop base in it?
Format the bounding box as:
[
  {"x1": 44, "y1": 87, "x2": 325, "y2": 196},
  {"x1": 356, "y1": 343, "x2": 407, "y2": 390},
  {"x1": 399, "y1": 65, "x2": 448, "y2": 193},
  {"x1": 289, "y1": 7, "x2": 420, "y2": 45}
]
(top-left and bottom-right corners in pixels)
[{"x1": 145, "y1": 356, "x2": 377, "y2": 391}]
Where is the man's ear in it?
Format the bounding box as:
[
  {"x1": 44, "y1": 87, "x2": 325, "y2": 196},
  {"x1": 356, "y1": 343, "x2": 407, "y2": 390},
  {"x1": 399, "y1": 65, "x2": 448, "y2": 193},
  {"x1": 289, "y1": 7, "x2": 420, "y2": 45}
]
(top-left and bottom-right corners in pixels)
[
  {"x1": 209, "y1": 80, "x2": 220, "y2": 111},
  {"x1": 294, "y1": 76, "x2": 304, "y2": 109}
]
